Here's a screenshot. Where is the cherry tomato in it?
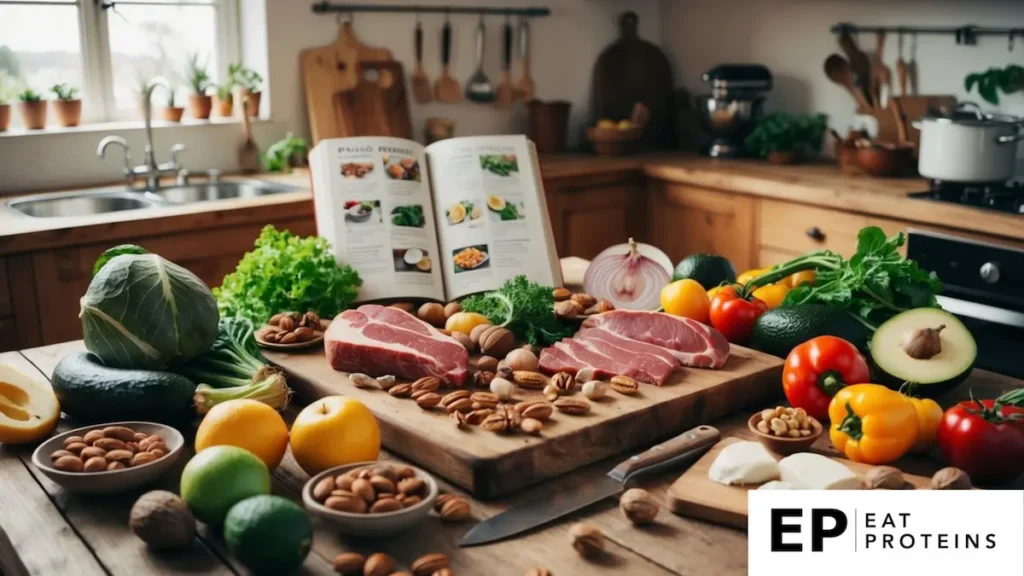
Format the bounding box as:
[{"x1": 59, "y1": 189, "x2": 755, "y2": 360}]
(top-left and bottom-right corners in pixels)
[
  {"x1": 938, "y1": 399, "x2": 1024, "y2": 485},
  {"x1": 709, "y1": 286, "x2": 768, "y2": 344}
]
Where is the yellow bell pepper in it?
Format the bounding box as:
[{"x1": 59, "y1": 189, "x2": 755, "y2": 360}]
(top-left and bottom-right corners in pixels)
[
  {"x1": 828, "y1": 384, "x2": 918, "y2": 465},
  {"x1": 907, "y1": 395, "x2": 943, "y2": 453},
  {"x1": 751, "y1": 283, "x2": 790, "y2": 309},
  {"x1": 780, "y1": 269, "x2": 816, "y2": 288},
  {"x1": 736, "y1": 268, "x2": 768, "y2": 285}
]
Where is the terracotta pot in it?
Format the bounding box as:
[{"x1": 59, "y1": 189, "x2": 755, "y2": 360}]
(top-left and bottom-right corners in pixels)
[
  {"x1": 161, "y1": 107, "x2": 185, "y2": 123},
  {"x1": 0, "y1": 104, "x2": 10, "y2": 132},
  {"x1": 18, "y1": 100, "x2": 47, "y2": 130},
  {"x1": 242, "y1": 90, "x2": 261, "y2": 117},
  {"x1": 214, "y1": 95, "x2": 233, "y2": 117},
  {"x1": 188, "y1": 94, "x2": 213, "y2": 120},
  {"x1": 53, "y1": 99, "x2": 82, "y2": 127},
  {"x1": 766, "y1": 149, "x2": 801, "y2": 165}
]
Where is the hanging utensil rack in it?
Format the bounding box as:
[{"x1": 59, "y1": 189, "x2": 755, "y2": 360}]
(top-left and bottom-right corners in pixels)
[
  {"x1": 831, "y1": 22, "x2": 1023, "y2": 46},
  {"x1": 311, "y1": 2, "x2": 550, "y2": 18}
]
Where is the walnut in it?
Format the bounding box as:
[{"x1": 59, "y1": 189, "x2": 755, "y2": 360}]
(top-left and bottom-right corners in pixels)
[
  {"x1": 568, "y1": 522, "x2": 604, "y2": 558},
  {"x1": 619, "y1": 488, "x2": 660, "y2": 525}
]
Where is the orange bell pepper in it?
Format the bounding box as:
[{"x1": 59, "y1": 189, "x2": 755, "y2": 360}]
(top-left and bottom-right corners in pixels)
[{"x1": 828, "y1": 384, "x2": 918, "y2": 464}]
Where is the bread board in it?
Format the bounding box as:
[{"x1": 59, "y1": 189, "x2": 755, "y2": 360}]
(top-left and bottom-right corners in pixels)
[
  {"x1": 666, "y1": 437, "x2": 935, "y2": 529},
  {"x1": 266, "y1": 346, "x2": 783, "y2": 498}
]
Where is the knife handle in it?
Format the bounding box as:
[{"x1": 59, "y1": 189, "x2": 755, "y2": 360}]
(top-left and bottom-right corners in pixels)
[{"x1": 609, "y1": 425, "x2": 720, "y2": 482}]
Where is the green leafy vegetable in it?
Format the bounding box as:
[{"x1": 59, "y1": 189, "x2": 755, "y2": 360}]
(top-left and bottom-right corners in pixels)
[
  {"x1": 498, "y1": 203, "x2": 519, "y2": 221},
  {"x1": 263, "y1": 132, "x2": 308, "y2": 173},
  {"x1": 192, "y1": 367, "x2": 292, "y2": 415},
  {"x1": 479, "y1": 154, "x2": 519, "y2": 177},
  {"x1": 744, "y1": 227, "x2": 942, "y2": 331},
  {"x1": 391, "y1": 205, "x2": 425, "y2": 227},
  {"x1": 178, "y1": 317, "x2": 267, "y2": 388},
  {"x1": 744, "y1": 113, "x2": 828, "y2": 157},
  {"x1": 93, "y1": 244, "x2": 150, "y2": 276},
  {"x1": 965, "y1": 65, "x2": 1024, "y2": 105},
  {"x1": 460, "y1": 275, "x2": 576, "y2": 346},
  {"x1": 215, "y1": 225, "x2": 362, "y2": 324}
]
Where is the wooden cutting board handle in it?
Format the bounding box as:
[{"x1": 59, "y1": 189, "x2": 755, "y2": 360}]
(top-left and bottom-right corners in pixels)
[{"x1": 609, "y1": 425, "x2": 721, "y2": 482}]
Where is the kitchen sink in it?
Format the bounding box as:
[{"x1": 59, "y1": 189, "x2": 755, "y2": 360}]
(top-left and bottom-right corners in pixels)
[{"x1": 6, "y1": 179, "x2": 299, "y2": 218}]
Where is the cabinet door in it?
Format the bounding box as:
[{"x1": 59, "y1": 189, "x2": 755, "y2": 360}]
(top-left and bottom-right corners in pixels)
[
  {"x1": 32, "y1": 217, "x2": 316, "y2": 345},
  {"x1": 758, "y1": 199, "x2": 907, "y2": 258},
  {"x1": 649, "y1": 181, "x2": 756, "y2": 271},
  {"x1": 544, "y1": 174, "x2": 647, "y2": 260}
]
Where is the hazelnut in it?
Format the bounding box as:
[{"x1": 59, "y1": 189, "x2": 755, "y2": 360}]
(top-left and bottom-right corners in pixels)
[
  {"x1": 864, "y1": 466, "x2": 908, "y2": 490},
  {"x1": 443, "y1": 301, "x2": 462, "y2": 318},
  {"x1": 476, "y1": 355, "x2": 499, "y2": 372},
  {"x1": 418, "y1": 302, "x2": 446, "y2": 327},
  {"x1": 931, "y1": 467, "x2": 972, "y2": 490},
  {"x1": 504, "y1": 348, "x2": 539, "y2": 372},
  {"x1": 451, "y1": 331, "x2": 475, "y2": 353},
  {"x1": 479, "y1": 326, "x2": 516, "y2": 358},
  {"x1": 569, "y1": 522, "x2": 605, "y2": 558},
  {"x1": 470, "y1": 323, "x2": 490, "y2": 347},
  {"x1": 619, "y1": 488, "x2": 659, "y2": 525}
]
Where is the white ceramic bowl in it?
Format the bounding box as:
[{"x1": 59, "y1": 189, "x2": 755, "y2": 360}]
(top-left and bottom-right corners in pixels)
[
  {"x1": 302, "y1": 461, "x2": 438, "y2": 537},
  {"x1": 31, "y1": 421, "x2": 185, "y2": 495}
]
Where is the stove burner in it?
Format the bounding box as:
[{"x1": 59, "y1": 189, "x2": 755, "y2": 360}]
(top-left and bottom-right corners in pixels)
[{"x1": 909, "y1": 180, "x2": 1024, "y2": 214}]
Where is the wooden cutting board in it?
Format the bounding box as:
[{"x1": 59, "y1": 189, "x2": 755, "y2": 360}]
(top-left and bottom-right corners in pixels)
[
  {"x1": 265, "y1": 346, "x2": 783, "y2": 498},
  {"x1": 666, "y1": 438, "x2": 935, "y2": 529}
]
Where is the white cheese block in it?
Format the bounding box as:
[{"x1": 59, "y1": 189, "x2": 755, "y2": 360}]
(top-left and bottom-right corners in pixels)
[
  {"x1": 708, "y1": 441, "x2": 780, "y2": 485},
  {"x1": 758, "y1": 480, "x2": 799, "y2": 490},
  {"x1": 779, "y1": 453, "x2": 863, "y2": 490}
]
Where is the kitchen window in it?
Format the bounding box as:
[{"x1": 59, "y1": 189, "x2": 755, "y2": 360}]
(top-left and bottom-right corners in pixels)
[{"x1": 0, "y1": 0, "x2": 239, "y2": 129}]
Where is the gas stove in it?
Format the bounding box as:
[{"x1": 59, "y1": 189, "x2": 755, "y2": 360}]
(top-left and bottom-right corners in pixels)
[{"x1": 908, "y1": 180, "x2": 1024, "y2": 214}]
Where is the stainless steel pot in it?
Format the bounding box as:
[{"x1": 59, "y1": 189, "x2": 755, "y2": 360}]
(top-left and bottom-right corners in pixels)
[{"x1": 915, "y1": 103, "x2": 1024, "y2": 183}]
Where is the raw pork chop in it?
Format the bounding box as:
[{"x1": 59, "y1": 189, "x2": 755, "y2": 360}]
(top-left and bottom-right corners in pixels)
[
  {"x1": 325, "y1": 304, "x2": 469, "y2": 386},
  {"x1": 581, "y1": 310, "x2": 730, "y2": 368},
  {"x1": 538, "y1": 330, "x2": 680, "y2": 385}
]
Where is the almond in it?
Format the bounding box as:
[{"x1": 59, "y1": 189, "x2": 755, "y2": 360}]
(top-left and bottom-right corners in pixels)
[
  {"x1": 521, "y1": 418, "x2": 544, "y2": 435},
  {"x1": 571, "y1": 293, "x2": 597, "y2": 309},
  {"x1": 439, "y1": 497, "x2": 471, "y2": 521},
  {"x1": 363, "y1": 553, "x2": 394, "y2": 576},
  {"x1": 83, "y1": 430, "x2": 105, "y2": 445},
  {"x1": 102, "y1": 426, "x2": 136, "y2": 442},
  {"x1": 332, "y1": 552, "x2": 366, "y2": 575},
  {"x1": 138, "y1": 435, "x2": 162, "y2": 451},
  {"x1": 411, "y1": 553, "x2": 449, "y2": 576},
  {"x1": 521, "y1": 403, "x2": 554, "y2": 421},
  {"x1": 554, "y1": 300, "x2": 578, "y2": 319},
  {"x1": 370, "y1": 498, "x2": 403, "y2": 514},
  {"x1": 53, "y1": 455, "x2": 84, "y2": 472},
  {"x1": 411, "y1": 376, "x2": 440, "y2": 393},
  {"x1": 388, "y1": 383, "x2": 413, "y2": 398},
  {"x1": 106, "y1": 449, "x2": 134, "y2": 463},
  {"x1": 64, "y1": 442, "x2": 88, "y2": 455},
  {"x1": 292, "y1": 326, "x2": 316, "y2": 342},
  {"x1": 371, "y1": 465, "x2": 398, "y2": 482},
  {"x1": 107, "y1": 461, "x2": 126, "y2": 471},
  {"x1": 513, "y1": 371, "x2": 547, "y2": 389},
  {"x1": 148, "y1": 447, "x2": 167, "y2": 458},
  {"x1": 554, "y1": 398, "x2": 591, "y2": 415},
  {"x1": 369, "y1": 475, "x2": 397, "y2": 495},
  {"x1": 62, "y1": 436, "x2": 85, "y2": 448},
  {"x1": 335, "y1": 475, "x2": 354, "y2": 492},
  {"x1": 444, "y1": 398, "x2": 474, "y2": 413},
  {"x1": 434, "y1": 493, "x2": 455, "y2": 511},
  {"x1": 552, "y1": 287, "x2": 572, "y2": 301},
  {"x1": 131, "y1": 452, "x2": 157, "y2": 467},
  {"x1": 313, "y1": 476, "x2": 336, "y2": 501},
  {"x1": 325, "y1": 494, "x2": 367, "y2": 513},
  {"x1": 397, "y1": 477, "x2": 425, "y2": 496},
  {"x1": 49, "y1": 449, "x2": 74, "y2": 462},
  {"x1": 400, "y1": 494, "x2": 422, "y2": 508},
  {"x1": 79, "y1": 446, "x2": 106, "y2": 460},
  {"x1": 415, "y1": 392, "x2": 442, "y2": 409},
  {"x1": 610, "y1": 374, "x2": 639, "y2": 395},
  {"x1": 83, "y1": 456, "x2": 108, "y2": 472},
  {"x1": 394, "y1": 465, "x2": 416, "y2": 480},
  {"x1": 133, "y1": 432, "x2": 149, "y2": 443}
]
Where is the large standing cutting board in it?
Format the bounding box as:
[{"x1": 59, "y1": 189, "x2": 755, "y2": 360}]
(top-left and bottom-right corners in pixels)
[
  {"x1": 265, "y1": 347, "x2": 782, "y2": 498},
  {"x1": 666, "y1": 438, "x2": 935, "y2": 529}
]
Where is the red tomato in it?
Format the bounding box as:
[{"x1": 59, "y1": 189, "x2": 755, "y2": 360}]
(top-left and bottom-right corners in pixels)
[
  {"x1": 938, "y1": 399, "x2": 1024, "y2": 485},
  {"x1": 709, "y1": 286, "x2": 768, "y2": 344},
  {"x1": 782, "y1": 336, "x2": 870, "y2": 422}
]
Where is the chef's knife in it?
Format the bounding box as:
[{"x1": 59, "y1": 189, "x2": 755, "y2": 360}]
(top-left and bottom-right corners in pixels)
[{"x1": 459, "y1": 425, "x2": 721, "y2": 547}]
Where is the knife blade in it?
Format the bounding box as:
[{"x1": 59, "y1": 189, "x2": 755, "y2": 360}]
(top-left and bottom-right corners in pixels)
[{"x1": 459, "y1": 425, "x2": 721, "y2": 547}]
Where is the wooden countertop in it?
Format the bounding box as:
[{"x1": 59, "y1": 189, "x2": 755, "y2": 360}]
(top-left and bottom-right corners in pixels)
[
  {"x1": 3, "y1": 153, "x2": 1022, "y2": 257},
  {"x1": 2, "y1": 341, "x2": 1020, "y2": 576}
]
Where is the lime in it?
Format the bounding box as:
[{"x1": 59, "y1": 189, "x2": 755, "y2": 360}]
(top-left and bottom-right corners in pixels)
[
  {"x1": 180, "y1": 446, "x2": 270, "y2": 525},
  {"x1": 224, "y1": 495, "x2": 312, "y2": 575}
]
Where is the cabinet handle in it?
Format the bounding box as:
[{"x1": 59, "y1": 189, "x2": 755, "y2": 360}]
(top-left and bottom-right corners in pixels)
[{"x1": 805, "y1": 226, "x2": 826, "y2": 242}]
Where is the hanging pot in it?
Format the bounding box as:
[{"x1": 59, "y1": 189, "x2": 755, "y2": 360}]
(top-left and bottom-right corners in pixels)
[{"x1": 915, "y1": 102, "x2": 1024, "y2": 183}]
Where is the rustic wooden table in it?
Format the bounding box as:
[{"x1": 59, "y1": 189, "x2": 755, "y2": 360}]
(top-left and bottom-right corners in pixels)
[{"x1": 2, "y1": 341, "x2": 1020, "y2": 576}]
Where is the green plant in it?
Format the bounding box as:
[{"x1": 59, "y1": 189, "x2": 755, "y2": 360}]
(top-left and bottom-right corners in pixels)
[
  {"x1": 165, "y1": 84, "x2": 178, "y2": 107},
  {"x1": 229, "y1": 63, "x2": 263, "y2": 92},
  {"x1": 965, "y1": 65, "x2": 1024, "y2": 105},
  {"x1": 186, "y1": 53, "x2": 212, "y2": 95},
  {"x1": 18, "y1": 88, "x2": 41, "y2": 103},
  {"x1": 744, "y1": 113, "x2": 828, "y2": 157},
  {"x1": 50, "y1": 83, "x2": 78, "y2": 100},
  {"x1": 262, "y1": 133, "x2": 308, "y2": 173},
  {"x1": 216, "y1": 82, "x2": 233, "y2": 103},
  {"x1": 460, "y1": 275, "x2": 577, "y2": 346}
]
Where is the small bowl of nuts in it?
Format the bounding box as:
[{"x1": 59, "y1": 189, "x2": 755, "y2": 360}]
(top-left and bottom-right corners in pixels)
[
  {"x1": 256, "y1": 311, "x2": 325, "y2": 350},
  {"x1": 31, "y1": 422, "x2": 184, "y2": 495},
  {"x1": 302, "y1": 461, "x2": 438, "y2": 537},
  {"x1": 748, "y1": 406, "x2": 823, "y2": 455}
]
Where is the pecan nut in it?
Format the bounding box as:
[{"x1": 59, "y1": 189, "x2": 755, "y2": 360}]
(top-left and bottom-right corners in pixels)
[
  {"x1": 554, "y1": 398, "x2": 591, "y2": 415},
  {"x1": 610, "y1": 374, "x2": 639, "y2": 395},
  {"x1": 513, "y1": 371, "x2": 547, "y2": 389}
]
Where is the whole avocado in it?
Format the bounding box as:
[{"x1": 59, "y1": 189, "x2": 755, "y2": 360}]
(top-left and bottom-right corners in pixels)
[
  {"x1": 751, "y1": 305, "x2": 871, "y2": 358},
  {"x1": 224, "y1": 495, "x2": 312, "y2": 575},
  {"x1": 51, "y1": 352, "x2": 196, "y2": 423},
  {"x1": 672, "y1": 254, "x2": 736, "y2": 289}
]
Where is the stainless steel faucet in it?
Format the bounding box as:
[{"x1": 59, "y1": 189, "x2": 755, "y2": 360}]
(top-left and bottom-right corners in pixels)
[{"x1": 96, "y1": 77, "x2": 187, "y2": 190}]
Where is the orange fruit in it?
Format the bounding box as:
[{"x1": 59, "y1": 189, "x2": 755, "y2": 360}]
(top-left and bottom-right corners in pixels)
[
  {"x1": 195, "y1": 399, "x2": 289, "y2": 469},
  {"x1": 289, "y1": 396, "x2": 380, "y2": 475},
  {"x1": 0, "y1": 365, "x2": 59, "y2": 444},
  {"x1": 660, "y1": 279, "x2": 711, "y2": 324}
]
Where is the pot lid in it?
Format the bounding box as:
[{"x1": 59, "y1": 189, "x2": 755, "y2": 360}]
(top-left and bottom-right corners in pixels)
[{"x1": 923, "y1": 102, "x2": 1022, "y2": 127}]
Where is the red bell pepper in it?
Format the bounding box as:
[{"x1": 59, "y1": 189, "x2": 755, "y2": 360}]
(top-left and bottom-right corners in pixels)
[
  {"x1": 938, "y1": 397, "x2": 1024, "y2": 485},
  {"x1": 782, "y1": 336, "x2": 870, "y2": 422},
  {"x1": 709, "y1": 286, "x2": 767, "y2": 344}
]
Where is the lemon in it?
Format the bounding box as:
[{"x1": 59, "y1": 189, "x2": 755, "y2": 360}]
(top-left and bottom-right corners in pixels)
[
  {"x1": 445, "y1": 311, "x2": 492, "y2": 334},
  {"x1": 448, "y1": 202, "x2": 466, "y2": 224},
  {"x1": 596, "y1": 118, "x2": 616, "y2": 129},
  {"x1": 486, "y1": 195, "x2": 507, "y2": 211}
]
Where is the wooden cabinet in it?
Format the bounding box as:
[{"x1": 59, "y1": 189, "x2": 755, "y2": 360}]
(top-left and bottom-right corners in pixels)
[
  {"x1": 543, "y1": 171, "x2": 648, "y2": 260},
  {"x1": 648, "y1": 181, "x2": 757, "y2": 271}
]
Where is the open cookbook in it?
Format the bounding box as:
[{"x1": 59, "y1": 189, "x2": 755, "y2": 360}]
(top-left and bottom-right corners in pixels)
[{"x1": 308, "y1": 135, "x2": 563, "y2": 302}]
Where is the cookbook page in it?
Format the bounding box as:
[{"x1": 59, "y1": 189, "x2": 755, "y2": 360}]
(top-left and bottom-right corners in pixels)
[
  {"x1": 310, "y1": 136, "x2": 445, "y2": 302},
  {"x1": 425, "y1": 135, "x2": 562, "y2": 300}
]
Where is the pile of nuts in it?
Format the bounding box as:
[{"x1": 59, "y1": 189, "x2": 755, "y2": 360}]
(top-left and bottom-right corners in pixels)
[
  {"x1": 333, "y1": 551, "x2": 455, "y2": 576},
  {"x1": 552, "y1": 289, "x2": 615, "y2": 318},
  {"x1": 50, "y1": 426, "x2": 168, "y2": 473},
  {"x1": 258, "y1": 311, "x2": 323, "y2": 345},
  {"x1": 311, "y1": 463, "x2": 430, "y2": 515},
  {"x1": 754, "y1": 406, "x2": 817, "y2": 438}
]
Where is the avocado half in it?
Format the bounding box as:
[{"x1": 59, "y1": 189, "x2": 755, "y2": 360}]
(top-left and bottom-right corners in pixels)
[
  {"x1": 672, "y1": 254, "x2": 736, "y2": 289},
  {"x1": 871, "y1": 308, "x2": 976, "y2": 398}
]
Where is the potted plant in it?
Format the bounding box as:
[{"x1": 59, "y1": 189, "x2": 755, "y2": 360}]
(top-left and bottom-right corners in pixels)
[
  {"x1": 744, "y1": 113, "x2": 827, "y2": 164},
  {"x1": 161, "y1": 85, "x2": 184, "y2": 123},
  {"x1": 186, "y1": 53, "x2": 213, "y2": 120},
  {"x1": 230, "y1": 63, "x2": 263, "y2": 117},
  {"x1": 214, "y1": 82, "x2": 234, "y2": 117},
  {"x1": 0, "y1": 94, "x2": 8, "y2": 132},
  {"x1": 965, "y1": 64, "x2": 1023, "y2": 105},
  {"x1": 17, "y1": 88, "x2": 47, "y2": 130},
  {"x1": 263, "y1": 133, "x2": 308, "y2": 174},
  {"x1": 50, "y1": 83, "x2": 81, "y2": 127}
]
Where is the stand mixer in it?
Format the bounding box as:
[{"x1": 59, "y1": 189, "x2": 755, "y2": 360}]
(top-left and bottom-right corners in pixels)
[{"x1": 697, "y1": 64, "x2": 773, "y2": 157}]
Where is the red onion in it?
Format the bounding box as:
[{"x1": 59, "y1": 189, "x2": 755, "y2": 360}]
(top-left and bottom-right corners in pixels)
[{"x1": 584, "y1": 238, "x2": 672, "y2": 310}]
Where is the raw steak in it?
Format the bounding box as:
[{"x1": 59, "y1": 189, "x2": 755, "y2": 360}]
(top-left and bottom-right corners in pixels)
[
  {"x1": 325, "y1": 304, "x2": 469, "y2": 386},
  {"x1": 537, "y1": 331, "x2": 680, "y2": 385},
  {"x1": 581, "y1": 310, "x2": 730, "y2": 368}
]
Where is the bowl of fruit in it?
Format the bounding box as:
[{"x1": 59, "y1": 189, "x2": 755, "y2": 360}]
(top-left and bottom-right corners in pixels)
[{"x1": 585, "y1": 102, "x2": 648, "y2": 156}]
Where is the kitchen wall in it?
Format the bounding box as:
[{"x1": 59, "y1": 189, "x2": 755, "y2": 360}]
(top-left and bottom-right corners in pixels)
[{"x1": 659, "y1": 0, "x2": 1024, "y2": 135}]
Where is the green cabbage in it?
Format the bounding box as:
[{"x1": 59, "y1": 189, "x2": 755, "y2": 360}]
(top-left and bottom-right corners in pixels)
[{"x1": 80, "y1": 253, "x2": 219, "y2": 369}]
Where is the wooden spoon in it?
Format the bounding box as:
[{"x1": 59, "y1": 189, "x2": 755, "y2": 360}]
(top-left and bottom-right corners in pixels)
[
  {"x1": 895, "y1": 31, "x2": 908, "y2": 96},
  {"x1": 434, "y1": 19, "x2": 461, "y2": 103},
  {"x1": 514, "y1": 18, "x2": 535, "y2": 101},
  {"x1": 494, "y1": 19, "x2": 515, "y2": 108},
  {"x1": 872, "y1": 30, "x2": 892, "y2": 108},
  {"x1": 238, "y1": 95, "x2": 260, "y2": 174},
  {"x1": 411, "y1": 20, "x2": 432, "y2": 104},
  {"x1": 837, "y1": 31, "x2": 872, "y2": 107},
  {"x1": 824, "y1": 54, "x2": 871, "y2": 110}
]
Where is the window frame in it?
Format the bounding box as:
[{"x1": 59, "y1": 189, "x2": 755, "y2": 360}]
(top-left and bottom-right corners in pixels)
[{"x1": 2, "y1": 0, "x2": 240, "y2": 124}]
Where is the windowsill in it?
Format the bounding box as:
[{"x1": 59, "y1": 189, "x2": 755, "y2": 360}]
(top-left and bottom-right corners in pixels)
[{"x1": 0, "y1": 116, "x2": 272, "y2": 139}]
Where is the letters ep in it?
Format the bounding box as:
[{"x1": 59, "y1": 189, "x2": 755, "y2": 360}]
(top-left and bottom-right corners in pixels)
[{"x1": 770, "y1": 508, "x2": 848, "y2": 552}]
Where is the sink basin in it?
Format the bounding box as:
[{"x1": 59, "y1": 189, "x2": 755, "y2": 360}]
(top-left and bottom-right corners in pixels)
[
  {"x1": 7, "y1": 190, "x2": 160, "y2": 218},
  {"x1": 148, "y1": 180, "x2": 297, "y2": 204}
]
